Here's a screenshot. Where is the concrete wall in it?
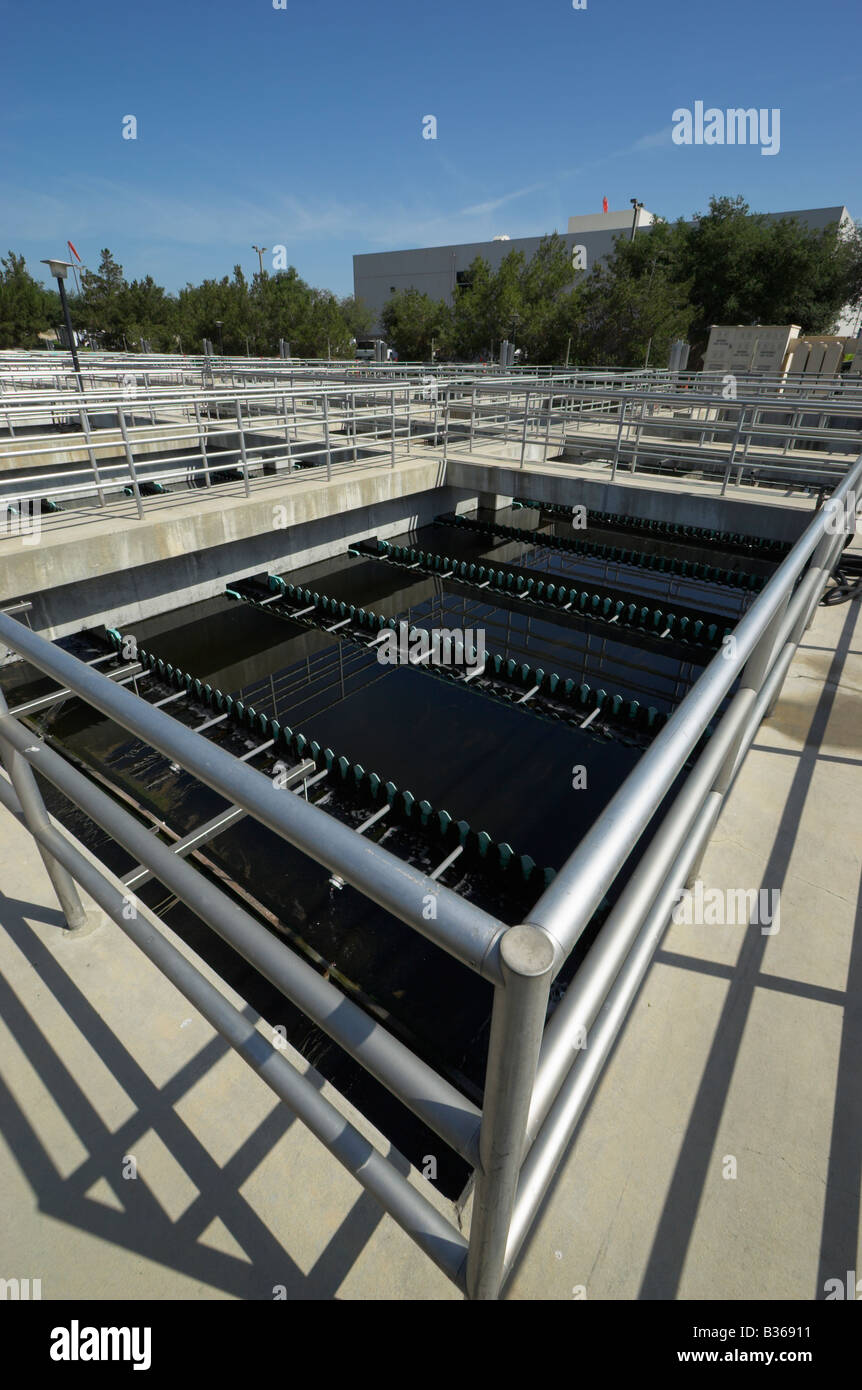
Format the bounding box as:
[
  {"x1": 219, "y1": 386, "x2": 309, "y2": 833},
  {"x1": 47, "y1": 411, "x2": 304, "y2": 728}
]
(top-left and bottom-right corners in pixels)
[
  {"x1": 5, "y1": 469, "x2": 480, "y2": 642},
  {"x1": 2, "y1": 440, "x2": 815, "y2": 647},
  {"x1": 447, "y1": 457, "x2": 812, "y2": 544}
]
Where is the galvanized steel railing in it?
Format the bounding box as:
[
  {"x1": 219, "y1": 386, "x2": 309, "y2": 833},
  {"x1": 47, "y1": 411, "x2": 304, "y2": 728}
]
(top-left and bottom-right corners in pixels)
[
  {"x1": 2, "y1": 370, "x2": 861, "y2": 527},
  {"x1": 0, "y1": 445, "x2": 857, "y2": 1297}
]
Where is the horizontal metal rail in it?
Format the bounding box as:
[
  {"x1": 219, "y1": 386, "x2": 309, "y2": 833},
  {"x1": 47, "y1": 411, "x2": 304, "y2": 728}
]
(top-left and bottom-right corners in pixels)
[
  {"x1": 0, "y1": 615, "x2": 505, "y2": 983},
  {"x1": 0, "y1": 710, "x2": 482, "y2": 1166},
  {"x1": 0, "y1": 352, "x2": 857, "y2": 1298},
  {"x1": 0, "y1": 766, "x2": 469, "y2": 1289},
  {"x1": 2, "y1": 367, "x2": 860, "y2": 523}
]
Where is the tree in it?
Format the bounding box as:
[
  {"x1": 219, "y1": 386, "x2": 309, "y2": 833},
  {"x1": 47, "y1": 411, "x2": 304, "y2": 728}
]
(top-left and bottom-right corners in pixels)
[
  {"x1": 0, "y1": 253, "x2": 59, "y2": 348},
  {"x1": 517, "y1": 233, "x2": 578, "y2": 360},
  {"x1": 446, "y1": 236, "x2": 578, "y2": 361},
  {"x1": 680, "y1": 196, "x2": 862, "y2": 361},
  {"x1": 569, "y1": 218, "x2": 694, "y2": 368},
  {"x1": 339, "y1": 295, "x2": 375, "y2": 341},
  {"x1": 74, "y1": 248, "x2": 129, "y2": 348},
  {"x1": 381, "y1": 288, "x2": 451, "y2": 360}
]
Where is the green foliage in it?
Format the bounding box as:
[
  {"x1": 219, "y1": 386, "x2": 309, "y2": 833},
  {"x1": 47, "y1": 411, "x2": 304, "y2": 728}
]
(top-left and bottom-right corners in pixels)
[
  {"x1": 575, "y1": 197, "x2": 862, "y2": 367},
  {"x1": 2, "y1": 198, "x2": 859, "y2": 366},
  {"x1": 382, "y1": 287, "x2": 452, "y2": 359},
  {"x1": 570, "y1": 219, "x2": 695, "y2": 367},
  {"x1": 678, "y1": 196, "x2": 862, "y2": 361},
  {"x1": 0, "y1": 253, "x2": 60, "y2": 348}
]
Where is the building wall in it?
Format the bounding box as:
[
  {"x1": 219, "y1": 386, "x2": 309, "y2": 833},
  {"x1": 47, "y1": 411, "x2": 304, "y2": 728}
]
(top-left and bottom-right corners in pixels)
[
  {"x1": 354, "y1": 226, "x2": 633, "y2": 328},
  {"x1": 354, "y1": 205, "x2": 855, "y2": 336}
]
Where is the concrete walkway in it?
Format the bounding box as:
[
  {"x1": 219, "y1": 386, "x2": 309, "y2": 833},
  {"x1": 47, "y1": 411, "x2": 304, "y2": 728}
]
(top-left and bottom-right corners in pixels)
[{"x1": 0, "y1": 583, "x2": 859, "y2": 1300}]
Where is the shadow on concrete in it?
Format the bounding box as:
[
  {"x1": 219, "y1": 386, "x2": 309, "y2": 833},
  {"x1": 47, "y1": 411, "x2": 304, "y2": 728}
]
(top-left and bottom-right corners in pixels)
[
  {"x1": 816, "y1": 855, "x2": 862, "y2": 1298},
  {"x1": 0, "y1": 890, "x2": 400, "y2": 1300},
  {"x1": 510, "y1": 599, "x2": 860, "y2": 1300},
  {"x1": 637, "y1": 599, "x2": 860, "y2": 1299}
]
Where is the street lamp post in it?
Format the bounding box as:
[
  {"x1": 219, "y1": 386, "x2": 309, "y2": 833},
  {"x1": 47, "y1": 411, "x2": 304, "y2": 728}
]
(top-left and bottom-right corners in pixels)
[
  {"x1": 252, "y1": 244, "x2": 267, "y2": 277},
  {"x1": 630, "y1": 198, "x2": 644, "y2": 241},
  {"x1": 215, "y1": 320, "x2": 224, "y2": 354},
  {"x1": 42, "y1": 258, "x2": 83, "y2": 387}
]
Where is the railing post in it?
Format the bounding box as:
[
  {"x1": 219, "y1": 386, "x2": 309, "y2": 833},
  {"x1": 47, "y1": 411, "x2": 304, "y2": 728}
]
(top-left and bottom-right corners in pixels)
[
  {"x1": 235, "y1": 398, "x2": 251, "y2": 496},
  {"x1": 610, "y1": 395, "x2": 627, "y2": 479},
  {"x1": 466, "y1": 923, "x2": 554, "y2": 1300},
  {"x1": 281, "y1": 393, "x2": 294, "y2": 472},
  {"x1": 720, "y1": 403, "x2": 747, "y2": 496},
  {"x1": 322, "y1": 390, "x2": 332, "y2": 480},
  {"x1": 519, "y1": 390, "x2": 530, "y2": 469},
  {"x1": 192, "y1": 398, "x2": 211, "y2": 488},
  {"x1": 390, "y1": 388, "x2": 396, "y2": 468},
  {"x1": 78, "y1": 402, "x2": 105, "y2": 507},
  {"x1": 0, "y1": 690, "x2": 87, "y2": 930},
  {"x1": 116, "y1": 406, "x2": 145, "y2": 519}
]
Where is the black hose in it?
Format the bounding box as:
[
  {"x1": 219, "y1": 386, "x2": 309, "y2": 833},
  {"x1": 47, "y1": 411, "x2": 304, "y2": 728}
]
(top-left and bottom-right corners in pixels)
[{"x1": 821, "y1": 551, "x2": 862, "y2": 605}]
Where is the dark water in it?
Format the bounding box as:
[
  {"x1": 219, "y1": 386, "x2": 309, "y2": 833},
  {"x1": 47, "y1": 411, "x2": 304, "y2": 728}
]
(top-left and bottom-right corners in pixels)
[{"x1": 4, "y1": 507, "x2": 734, "y2": 1196}]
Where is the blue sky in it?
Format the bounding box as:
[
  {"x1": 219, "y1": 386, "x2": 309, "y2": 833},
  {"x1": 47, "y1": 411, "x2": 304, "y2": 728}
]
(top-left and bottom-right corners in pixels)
[{"x1": 1, "y1": 0, "x2": 859, "y2": 296}]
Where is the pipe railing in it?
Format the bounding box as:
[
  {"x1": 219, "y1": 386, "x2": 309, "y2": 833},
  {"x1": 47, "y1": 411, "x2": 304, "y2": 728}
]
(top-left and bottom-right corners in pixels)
[
  {"x1": 0, "y1": 407, "x2": 857, "y2": 1300},
  {"x1": 2, "y1": 375, "x2": 859, "y2": 522}
]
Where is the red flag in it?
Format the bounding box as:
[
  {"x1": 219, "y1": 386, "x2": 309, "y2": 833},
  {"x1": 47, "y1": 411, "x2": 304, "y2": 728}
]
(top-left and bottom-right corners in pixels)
[
  {"x1": 67, "y1": 240, "x2": 82, "y2": 263},
  {"x1": 602, "y1": 197, "x2": 608, "y2": 214}
]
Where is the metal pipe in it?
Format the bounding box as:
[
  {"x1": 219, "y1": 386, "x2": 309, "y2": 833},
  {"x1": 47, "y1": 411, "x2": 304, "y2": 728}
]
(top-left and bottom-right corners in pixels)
[
  {"x1": 78, "y1": 403, "x2": 106, "y2": 507},
  {"x1": 116, "y1": 405, "x2": 145, "y2": 519},
  {"x1": 465, "y1": 923, "x2": 555, "y2": 1300},
  {"x1": 234, "y1": 399, "x2": 251, "y2": 497},
  {"x1": 323, "y1": 390, "x2": 332, "y2": 480},
  {"x1": 0, "y1": 615, "x2": 505, "y2": 982},
  {"x1": 505, "y1": 630, "x2": 801, "y2": 1281},
  {"x1": 610, "y1": 395, "x2": 627, "y2": 479},
  {"x1": 0, "y1": 688, "x2": 86, "y2": 929},
  {"x1": 0, "y1": 712, "x2": 481, "y2": 1165},
  {"x1": 526, "y1": 560, "x2": 817, "y2": 1141},
  {"x1": 519, "y1": 391, "x2": 530, "y2": 469},
  {"x1": 0, "y1": 770, "x2": 468, "y2": 1290},
  {"x1": 527, "y1": 449, "x2": 862, "y2": 962}
]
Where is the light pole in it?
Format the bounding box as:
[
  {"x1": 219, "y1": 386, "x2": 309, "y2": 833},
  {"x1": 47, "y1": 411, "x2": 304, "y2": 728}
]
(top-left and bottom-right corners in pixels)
[
  {"x1": 252, "y1": 244, "x2": 267, "y2": 277},
  {"x1": 42, "y1": 258, "x2": 82, "y2": 387},
  {"x1": 215, "y1": 320, "x2": 224, "y2": 354},
  {"x1": 630, "y1": 198, "x2": 644, "y2": 241}
]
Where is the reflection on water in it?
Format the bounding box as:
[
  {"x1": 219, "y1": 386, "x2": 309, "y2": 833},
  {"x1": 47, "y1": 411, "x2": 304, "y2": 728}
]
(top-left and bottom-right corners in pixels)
[{"x1": 2, "y1": 512, "x2": 717, "y2": 1195}]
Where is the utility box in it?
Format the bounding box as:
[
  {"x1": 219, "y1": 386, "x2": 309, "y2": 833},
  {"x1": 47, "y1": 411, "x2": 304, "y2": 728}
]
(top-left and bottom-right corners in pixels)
[
  {"x1": 702, "y1": 325, "x2": 800, "y2": 375},
  {"x1": 668, "y1": 340, "x2": 690, "y2": 373}
]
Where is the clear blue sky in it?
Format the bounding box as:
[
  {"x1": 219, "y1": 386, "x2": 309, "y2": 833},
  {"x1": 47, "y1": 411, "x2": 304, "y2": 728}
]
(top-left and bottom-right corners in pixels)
[{"x1": 1, "y1": 0, "x2": 859, "y2": 296}]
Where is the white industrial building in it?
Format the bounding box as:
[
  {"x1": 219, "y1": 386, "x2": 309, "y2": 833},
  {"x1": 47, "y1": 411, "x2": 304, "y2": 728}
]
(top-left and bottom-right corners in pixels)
[{"x1": 354, "y1": 204, "x2": 858, "y2": 335}]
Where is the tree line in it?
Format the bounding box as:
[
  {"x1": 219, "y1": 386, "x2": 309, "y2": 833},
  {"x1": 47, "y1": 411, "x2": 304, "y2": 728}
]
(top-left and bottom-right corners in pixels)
[
  {"x1": 2, "y1": 197, "x2": 860, "y2": 367},
  {"x1": 0, "y1": 250, "x2": 374, "y2": 357},
  {"x1": 381, "y1": 196, "x2": 862, "y2": 368}
]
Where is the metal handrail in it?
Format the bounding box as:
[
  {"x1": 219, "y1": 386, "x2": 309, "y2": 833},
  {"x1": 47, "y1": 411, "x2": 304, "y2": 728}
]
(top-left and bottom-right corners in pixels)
[
  {"x1": 2, "y1": 372, "x2": 860, "y2": 525},
  {"x1": 0, "y1": 385, "x2": 857, "y2": 1297}
]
